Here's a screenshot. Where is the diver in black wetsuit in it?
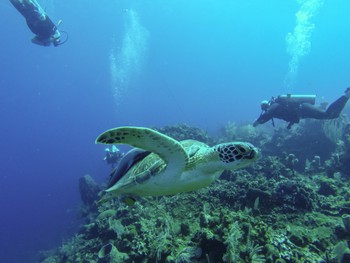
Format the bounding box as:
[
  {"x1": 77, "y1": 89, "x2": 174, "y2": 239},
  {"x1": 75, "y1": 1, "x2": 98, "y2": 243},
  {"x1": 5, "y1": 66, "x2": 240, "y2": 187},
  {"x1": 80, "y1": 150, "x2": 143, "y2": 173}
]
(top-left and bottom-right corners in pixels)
[
  {"x1": 9, "y1": 0, "x2": 63, "y2": 46},
  {"x1": 253, "y1": 88, "x2": 350, "y2": 129}
]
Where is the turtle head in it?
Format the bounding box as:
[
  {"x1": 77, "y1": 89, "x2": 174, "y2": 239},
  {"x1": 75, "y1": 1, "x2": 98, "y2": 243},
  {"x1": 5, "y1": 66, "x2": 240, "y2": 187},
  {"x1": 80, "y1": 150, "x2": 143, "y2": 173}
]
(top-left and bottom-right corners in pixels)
[{"x1": 213, "y1": 142, "x2": 260, "y2": 170}]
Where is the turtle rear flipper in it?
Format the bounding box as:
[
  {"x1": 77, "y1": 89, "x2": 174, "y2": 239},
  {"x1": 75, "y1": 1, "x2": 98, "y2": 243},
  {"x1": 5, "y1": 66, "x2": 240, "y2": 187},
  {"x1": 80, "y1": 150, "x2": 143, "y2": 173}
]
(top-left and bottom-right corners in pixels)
[{"x1": 107, "y1": 148, "x2": 151, "y2": 188}]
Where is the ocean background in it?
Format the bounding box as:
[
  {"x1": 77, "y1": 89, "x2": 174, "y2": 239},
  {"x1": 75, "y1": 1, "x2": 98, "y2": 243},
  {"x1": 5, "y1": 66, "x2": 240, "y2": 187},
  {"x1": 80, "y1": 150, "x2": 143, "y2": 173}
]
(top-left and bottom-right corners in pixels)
[{"x1": 1, "y1": 0, "x2": 350, "y2": 262}]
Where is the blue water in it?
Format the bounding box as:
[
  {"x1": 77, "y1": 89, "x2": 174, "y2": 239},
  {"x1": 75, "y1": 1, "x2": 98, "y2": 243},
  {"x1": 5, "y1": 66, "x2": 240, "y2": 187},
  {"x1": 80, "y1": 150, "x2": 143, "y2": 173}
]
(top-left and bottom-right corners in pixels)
[{"x1": 1, "y1": 0, "x2": 350, "y2": 262}]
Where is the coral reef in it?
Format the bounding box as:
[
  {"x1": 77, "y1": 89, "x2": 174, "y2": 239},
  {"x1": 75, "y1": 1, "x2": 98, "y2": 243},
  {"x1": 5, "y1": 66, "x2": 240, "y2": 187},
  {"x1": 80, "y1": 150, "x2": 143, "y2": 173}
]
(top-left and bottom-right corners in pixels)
[
  {"x1": 155, "y1": 124, "x2": 214, "y2": 145},
  {"x1": 40, "y1": 119, "x2": 350, "y2": 263},
  {"x1": 78, "y1": 175, "x2": 101, "y2": 219}
]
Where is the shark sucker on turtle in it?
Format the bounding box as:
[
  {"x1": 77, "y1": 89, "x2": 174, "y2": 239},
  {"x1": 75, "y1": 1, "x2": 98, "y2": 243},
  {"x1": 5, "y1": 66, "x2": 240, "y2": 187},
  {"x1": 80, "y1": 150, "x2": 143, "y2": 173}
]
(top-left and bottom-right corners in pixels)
[{"x1": 95, "y1": 126, "x2": 260, "y2": 204}]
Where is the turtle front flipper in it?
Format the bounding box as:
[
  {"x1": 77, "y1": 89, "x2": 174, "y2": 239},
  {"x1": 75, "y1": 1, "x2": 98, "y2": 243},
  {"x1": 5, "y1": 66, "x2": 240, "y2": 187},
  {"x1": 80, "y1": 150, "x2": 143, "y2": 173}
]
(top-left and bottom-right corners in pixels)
[{"x1": 96, "y1": 126, "x2": 189, "y2": 176}]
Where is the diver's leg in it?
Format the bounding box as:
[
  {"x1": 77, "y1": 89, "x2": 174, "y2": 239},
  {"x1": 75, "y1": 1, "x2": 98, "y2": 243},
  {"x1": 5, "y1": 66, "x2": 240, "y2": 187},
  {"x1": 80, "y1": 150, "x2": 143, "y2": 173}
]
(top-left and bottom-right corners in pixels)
[
  {"x1": 9, "y1": 0, "x2": 27, "y2": 17},
  {"x1": 9, "y1": 0, "x2": 23, "y2": 7},
  {"x1": 300, "y1": 103, "x2": 327, "y2": 119},
  {"x1": 30, "y1": 0, "x2": 46, "y2": 19},
  {"x1": 27, "y1": 0, "x2": 46, "y2": 21},
  {"x1": 325, "y1": 95, "x2": 349, "y2": 119},
  {"x1": 10, "y1": 0, "x2": 44, "y2": 20}
]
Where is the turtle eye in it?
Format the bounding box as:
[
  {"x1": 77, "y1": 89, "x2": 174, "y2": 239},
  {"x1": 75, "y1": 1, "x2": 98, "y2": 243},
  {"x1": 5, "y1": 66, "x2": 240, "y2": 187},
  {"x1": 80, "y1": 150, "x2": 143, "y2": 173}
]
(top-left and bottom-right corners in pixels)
[
  {"x1": 249, "y1": 151, "x2": 255, "y2": 159},
  {"x1": 243, "y1": 148, "x2": 258, "y2": 160}
]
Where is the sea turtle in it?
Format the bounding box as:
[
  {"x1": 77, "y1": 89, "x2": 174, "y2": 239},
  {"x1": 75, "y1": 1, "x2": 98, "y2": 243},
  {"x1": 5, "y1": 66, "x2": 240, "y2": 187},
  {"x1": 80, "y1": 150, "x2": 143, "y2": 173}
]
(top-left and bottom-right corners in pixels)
[{"x1": 96, "y1": 126, "x2": 260, "y2": 201}]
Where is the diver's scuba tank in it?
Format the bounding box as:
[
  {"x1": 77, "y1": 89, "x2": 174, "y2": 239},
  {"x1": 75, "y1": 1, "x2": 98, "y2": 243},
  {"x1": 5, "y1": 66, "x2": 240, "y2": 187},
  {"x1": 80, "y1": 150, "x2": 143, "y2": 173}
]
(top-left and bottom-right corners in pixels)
[{"x1": 276, "y1": 94, "x2": 316, "y2": 105}]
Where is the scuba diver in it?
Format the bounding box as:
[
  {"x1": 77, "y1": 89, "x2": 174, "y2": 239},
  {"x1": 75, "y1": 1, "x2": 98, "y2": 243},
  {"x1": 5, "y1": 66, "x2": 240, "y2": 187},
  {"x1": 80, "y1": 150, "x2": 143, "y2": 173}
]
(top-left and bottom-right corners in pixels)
[
  {"x1": 104, "y1": 146, "x2": 124, "y2": 168},
  {"x1": 253, "y1": 88, "x2": 350, "y2": 129},
  {"x1": 9, "y1": 0, "x2": 66, "y2": 46}
]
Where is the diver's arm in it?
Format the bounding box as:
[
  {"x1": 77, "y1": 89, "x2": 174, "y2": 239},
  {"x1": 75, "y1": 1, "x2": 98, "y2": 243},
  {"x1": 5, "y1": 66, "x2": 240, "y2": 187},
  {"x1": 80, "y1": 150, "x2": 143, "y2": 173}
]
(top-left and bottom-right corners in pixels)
[
  {"x1": 286, "y1": 122, "x2": 294, "y2": 129},
  {"x1": 253, "y1": 103, "x2": 279, "y2": 126}
]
